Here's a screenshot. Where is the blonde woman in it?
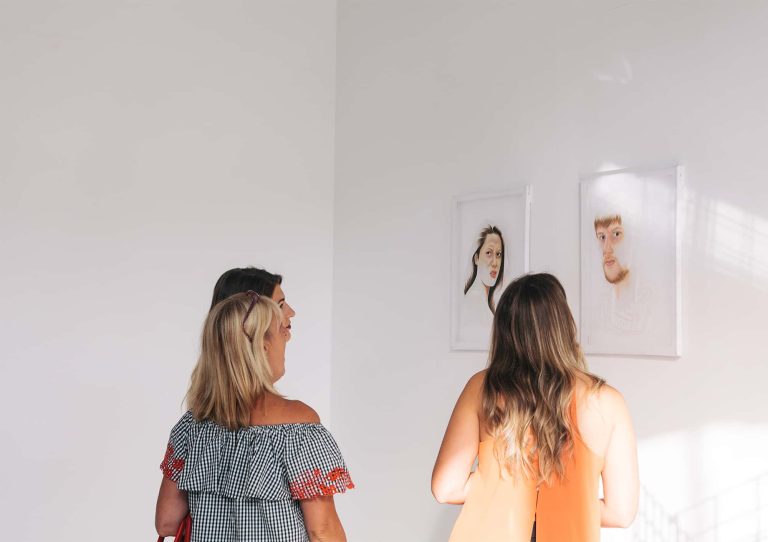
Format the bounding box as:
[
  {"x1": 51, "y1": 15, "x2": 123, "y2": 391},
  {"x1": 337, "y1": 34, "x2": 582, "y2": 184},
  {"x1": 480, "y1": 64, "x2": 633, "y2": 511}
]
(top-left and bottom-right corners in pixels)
[
  {"x1": 433, "y1": 273, "x2": 638, "y2": 541},
  {"x1": 155, "y1": 291, "x2": 353, "y2": 541}
]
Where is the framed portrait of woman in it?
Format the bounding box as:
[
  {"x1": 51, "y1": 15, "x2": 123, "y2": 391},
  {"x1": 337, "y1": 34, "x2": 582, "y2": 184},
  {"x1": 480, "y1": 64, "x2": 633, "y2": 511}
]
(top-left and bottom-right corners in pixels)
[{"x1": 450, "y1": 187, "x2": 532, "y2": 351}]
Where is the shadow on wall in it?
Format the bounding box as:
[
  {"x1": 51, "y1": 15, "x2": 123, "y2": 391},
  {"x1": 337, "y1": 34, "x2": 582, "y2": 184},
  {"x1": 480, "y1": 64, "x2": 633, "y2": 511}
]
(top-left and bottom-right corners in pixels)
[
  {"x1": 684, "y1": 189, "x2": 768, "y2": 293},
  {"x1": 633, "y1": 471, "x2": 768, "y2": 542}
]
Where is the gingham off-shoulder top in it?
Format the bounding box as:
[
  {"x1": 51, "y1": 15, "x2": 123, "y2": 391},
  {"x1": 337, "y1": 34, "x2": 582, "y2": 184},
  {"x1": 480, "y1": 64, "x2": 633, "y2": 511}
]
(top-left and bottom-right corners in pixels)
[{"x1": 160, "y1": 411, "x2": 354, "y2": 542}]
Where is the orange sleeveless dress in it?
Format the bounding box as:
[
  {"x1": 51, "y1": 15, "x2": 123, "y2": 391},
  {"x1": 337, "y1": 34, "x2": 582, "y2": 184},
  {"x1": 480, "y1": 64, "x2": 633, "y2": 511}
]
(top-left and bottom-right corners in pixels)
[{"x1": 448, "y1": 403, "x2": 604, "y2": 542}]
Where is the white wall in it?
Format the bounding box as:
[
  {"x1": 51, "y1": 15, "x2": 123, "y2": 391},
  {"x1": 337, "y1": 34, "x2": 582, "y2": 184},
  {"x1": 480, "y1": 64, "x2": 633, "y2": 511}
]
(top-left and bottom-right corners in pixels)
[
  {"x1": 332, "y1": 1, "x2": 768, "y2": 541},
  {"x1": 0, "y1": 2, "x2": 337, "y2": 541},
  {"x1": 4, "y1": 1, "x2": 768, "y2": 540}
]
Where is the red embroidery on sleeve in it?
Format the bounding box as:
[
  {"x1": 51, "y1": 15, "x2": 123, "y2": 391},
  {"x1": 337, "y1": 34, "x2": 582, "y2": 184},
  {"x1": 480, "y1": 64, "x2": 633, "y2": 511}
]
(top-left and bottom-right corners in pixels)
[
  {"x1": 327, "y1": 467, "x2": 348, "y2": 482},
  {"x1": 289, "y1": 467, "x2": 355, "y2": 499},
  {"x1": 160, "y1": 443, "x2": 185, "y2": 480}
]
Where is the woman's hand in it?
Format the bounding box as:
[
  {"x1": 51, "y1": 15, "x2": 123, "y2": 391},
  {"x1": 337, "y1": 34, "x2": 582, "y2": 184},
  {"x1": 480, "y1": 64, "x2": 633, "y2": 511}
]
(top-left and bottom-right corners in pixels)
[{"x1": 431, "y1": 371, "x2": 484, "y2": 504}]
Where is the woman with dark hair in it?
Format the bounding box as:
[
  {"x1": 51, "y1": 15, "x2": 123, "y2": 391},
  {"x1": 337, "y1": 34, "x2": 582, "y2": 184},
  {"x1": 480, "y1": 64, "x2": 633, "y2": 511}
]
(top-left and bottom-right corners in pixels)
[
  {"x1": 211, "y1": 266, "x2": 296, "y2": 340},
  {"x1": 433, "y1": 273, "x2": 638, "y2": 541},
  {"x1": 155, "y1": 291, "x2": 353, "y2": 541},
  {"x1": 464, "y1": 225, "x2": 505, "y2": 313},
  {"x1": 459, "y1": 226, "x2": 505, "y2": 345}
]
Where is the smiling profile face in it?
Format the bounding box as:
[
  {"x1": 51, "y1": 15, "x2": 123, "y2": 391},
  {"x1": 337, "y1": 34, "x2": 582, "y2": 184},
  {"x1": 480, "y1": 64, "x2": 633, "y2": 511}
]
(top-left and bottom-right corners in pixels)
[
  {"x1": 263, "y1": 315, "x2": 286, "y2": 383},
  {"x1": 595, "y1": 218, "x2": 629, "y2": 284},
  {"x1": 270, "y1": 284, "x2": 295, "y2": 341},
  {"x1": 474, "y1": 233, "x2": 503, "y2": 287}
]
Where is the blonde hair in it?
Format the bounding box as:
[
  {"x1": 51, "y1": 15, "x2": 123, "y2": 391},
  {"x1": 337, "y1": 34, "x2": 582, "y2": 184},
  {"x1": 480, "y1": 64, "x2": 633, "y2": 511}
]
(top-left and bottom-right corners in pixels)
[
  {"x1": 186, "y1": 292, "x2": 283, "y2": 430},
  {"x1": 483, "y1": 273, "x2": 604, "y2": 486}
]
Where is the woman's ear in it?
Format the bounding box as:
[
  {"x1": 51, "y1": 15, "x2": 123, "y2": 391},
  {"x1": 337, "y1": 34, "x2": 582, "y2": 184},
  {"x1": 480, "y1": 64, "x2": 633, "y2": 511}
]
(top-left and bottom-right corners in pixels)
[{"x1": 473, "y1": 253, "x2": 479, "y2": 265}]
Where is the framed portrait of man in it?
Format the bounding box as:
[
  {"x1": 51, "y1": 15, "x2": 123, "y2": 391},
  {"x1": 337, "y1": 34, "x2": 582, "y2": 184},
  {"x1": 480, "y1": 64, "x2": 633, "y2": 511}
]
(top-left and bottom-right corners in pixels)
[
  {"x1": 580, "y1": 166, "x2": 682, "y2": 357},
  {"x1": 450, "y1": 187, "x2": 532, "y2": 351}
]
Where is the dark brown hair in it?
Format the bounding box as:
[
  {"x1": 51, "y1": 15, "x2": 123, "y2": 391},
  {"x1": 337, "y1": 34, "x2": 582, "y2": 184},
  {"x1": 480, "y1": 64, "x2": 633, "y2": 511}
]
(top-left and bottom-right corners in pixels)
[{"x1": 210, "y1": 267, "x2": 282, "y2": 310}]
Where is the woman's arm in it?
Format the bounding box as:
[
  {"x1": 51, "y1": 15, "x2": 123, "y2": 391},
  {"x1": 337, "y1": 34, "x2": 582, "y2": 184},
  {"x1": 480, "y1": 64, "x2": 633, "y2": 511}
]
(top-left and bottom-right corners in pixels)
[
  {"x1": 599, "y1": 387, "x2": 639, "y2": 528},
  {"x1": 431, "y1": 371, "x2": 484, "y2": 504},
  {"x1": 155, "y1": 476, "x2": 189, "y2": 537},
  {"x1": 300, "y1": 496, "x2": 346, "y2": 542}
]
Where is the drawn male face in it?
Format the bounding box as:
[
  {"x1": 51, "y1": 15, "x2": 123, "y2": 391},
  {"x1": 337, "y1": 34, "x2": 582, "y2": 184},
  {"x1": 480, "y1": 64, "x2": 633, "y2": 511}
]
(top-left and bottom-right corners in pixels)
[
  {"x1": 474, "y1": 233, "x2": 502, "y2": 287},
  {"x1": 595, "y1": 220, "x2": 629, "y2": 284}
]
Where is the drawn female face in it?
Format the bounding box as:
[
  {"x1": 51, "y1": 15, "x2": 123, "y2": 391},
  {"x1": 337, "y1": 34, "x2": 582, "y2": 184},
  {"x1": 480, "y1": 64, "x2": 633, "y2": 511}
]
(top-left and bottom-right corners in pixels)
[
  {"x1": 271, "y1": 284, "x2": 296, "y2": 341},
  {"x1": 595, "y1": 222, "x2": 629, "y2": 284},
  {"x1": 474, "y1": 233, "x2": 503, "y2": 287}
]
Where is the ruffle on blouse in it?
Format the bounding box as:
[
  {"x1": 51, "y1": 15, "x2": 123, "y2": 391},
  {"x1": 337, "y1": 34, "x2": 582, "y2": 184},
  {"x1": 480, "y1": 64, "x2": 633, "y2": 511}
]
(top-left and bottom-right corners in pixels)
[{"x1": 160, "y1": 411, "x2": 354, "y2": 501}]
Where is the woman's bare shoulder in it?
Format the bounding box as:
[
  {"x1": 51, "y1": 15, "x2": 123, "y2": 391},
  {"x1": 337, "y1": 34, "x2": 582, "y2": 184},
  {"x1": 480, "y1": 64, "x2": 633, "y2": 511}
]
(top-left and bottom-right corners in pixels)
[
  {"x1": 573, "y1": 378, "x2": 628, "y2": 456},
  {"x1": 281, "y1": 399, "x2": 321, "y2": 424},
  {"x1": 251, "y1": 394, "x2": 321, "y2": 425},
  {"x1": 580, "y1": 380, "x2": 629, "y2": 426},
  {"x1": 598, "y1": 384, "x2": 631, "y2": 423},
  {"x1": 462, "y1": 369, "x2": 487, "y2": 408},
  {"x1": 466, "y1": 369, "x2": 487, "y2": 390},
  {"x1": 595, "y1": 383, "x2": 625, "y2": 407}
]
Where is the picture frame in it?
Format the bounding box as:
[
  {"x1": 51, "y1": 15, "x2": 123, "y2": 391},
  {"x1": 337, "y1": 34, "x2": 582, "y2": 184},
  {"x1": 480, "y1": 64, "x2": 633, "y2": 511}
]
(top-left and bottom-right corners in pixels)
[
  {"x1": 450, "y1": 186, "x2": 532, "y2": 351},
  {"x1": 579, "y1": 165, "x2": 683, "y2": 357}
]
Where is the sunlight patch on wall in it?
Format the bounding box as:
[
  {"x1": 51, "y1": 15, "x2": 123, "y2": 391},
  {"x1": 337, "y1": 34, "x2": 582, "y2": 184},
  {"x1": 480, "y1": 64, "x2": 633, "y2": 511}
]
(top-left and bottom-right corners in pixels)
[{"x1": 624, "y1": 423, "x2": 768, "y2": 542}]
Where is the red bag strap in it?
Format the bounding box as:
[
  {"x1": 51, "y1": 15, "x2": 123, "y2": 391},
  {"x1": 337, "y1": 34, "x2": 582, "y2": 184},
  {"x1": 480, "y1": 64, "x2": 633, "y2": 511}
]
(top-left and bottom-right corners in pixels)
[{"x1": 156, "y1": 514, "x2": 191, "y2": 542}]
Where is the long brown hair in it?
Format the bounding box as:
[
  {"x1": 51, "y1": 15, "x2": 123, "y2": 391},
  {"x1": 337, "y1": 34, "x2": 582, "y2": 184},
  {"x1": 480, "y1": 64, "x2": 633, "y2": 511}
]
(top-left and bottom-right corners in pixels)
[
  {"x1": 186, "y1": 292, "x2": 283, "y2": 430},
  {"x1": 482, "y1": 273, "x2": 604, "y2": 485}
]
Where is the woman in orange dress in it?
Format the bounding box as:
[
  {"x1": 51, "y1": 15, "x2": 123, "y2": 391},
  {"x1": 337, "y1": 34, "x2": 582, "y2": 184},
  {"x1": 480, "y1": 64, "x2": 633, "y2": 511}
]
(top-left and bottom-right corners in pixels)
[{"x1": 432, "y1": 273, "x2": 639, "y2": 541}]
